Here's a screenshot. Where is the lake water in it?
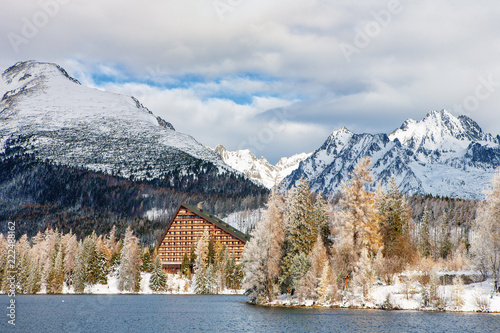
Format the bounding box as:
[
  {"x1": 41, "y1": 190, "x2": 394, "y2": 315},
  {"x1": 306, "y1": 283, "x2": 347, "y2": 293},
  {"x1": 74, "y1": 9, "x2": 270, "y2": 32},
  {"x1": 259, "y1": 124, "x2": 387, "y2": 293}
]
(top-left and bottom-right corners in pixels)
[{"x1": 1, "y1": 294, "x2": 499, "y2": 332}]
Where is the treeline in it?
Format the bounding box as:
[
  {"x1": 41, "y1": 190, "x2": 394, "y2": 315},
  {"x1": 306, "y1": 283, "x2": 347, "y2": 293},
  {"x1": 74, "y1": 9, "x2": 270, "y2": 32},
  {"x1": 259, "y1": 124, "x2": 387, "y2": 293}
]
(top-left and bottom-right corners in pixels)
[
  {"x1": 0, "y1": 154, "x2": 268, "y2": 245},
  {"x1": 0, "y1": 226, "x2": 244, "y2": 294},
  {"x1": 242, "y1": 157, "x2": 497, "y2": 305},
  {"x1": 0, "y1": 226, "x2": 151, "y2": 294}
]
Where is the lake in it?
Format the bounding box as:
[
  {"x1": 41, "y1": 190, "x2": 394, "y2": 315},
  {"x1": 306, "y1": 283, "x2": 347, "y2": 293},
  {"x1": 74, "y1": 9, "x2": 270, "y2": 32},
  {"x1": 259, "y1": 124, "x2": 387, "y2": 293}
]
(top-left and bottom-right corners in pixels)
[{"x1": 1, "y1": 295, "x2": 499, "y2": 332}]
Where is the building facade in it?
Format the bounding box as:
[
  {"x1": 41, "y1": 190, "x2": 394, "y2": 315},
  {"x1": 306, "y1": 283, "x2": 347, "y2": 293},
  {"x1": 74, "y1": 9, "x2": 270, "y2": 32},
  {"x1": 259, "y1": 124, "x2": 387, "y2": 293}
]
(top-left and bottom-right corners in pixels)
[{"x1": 157, "y1": 203, "x2": 249, "y2": 272}]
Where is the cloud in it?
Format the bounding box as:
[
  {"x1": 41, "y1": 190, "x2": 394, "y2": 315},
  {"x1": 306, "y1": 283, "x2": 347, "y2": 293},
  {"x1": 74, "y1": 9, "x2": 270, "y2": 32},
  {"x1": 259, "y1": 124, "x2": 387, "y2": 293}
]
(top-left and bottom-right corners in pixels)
[{"x1": 1, "y1": 0, "x2": 500, "y2": 162}]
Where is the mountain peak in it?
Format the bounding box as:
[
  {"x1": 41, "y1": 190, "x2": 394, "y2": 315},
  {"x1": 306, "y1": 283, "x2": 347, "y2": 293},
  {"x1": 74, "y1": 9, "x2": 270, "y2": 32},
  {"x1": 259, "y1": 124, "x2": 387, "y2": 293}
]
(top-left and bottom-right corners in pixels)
[
  {"x1": 0, "y1": 61, "x2": 229, "y2": 181},
  {"x1": 3, "y1": 60, "x2": 81, "y2": 85},
  {"x1": 332, "y1": 126, "x2": 351, "y2": 135},
  {"x1": 389, "y1": 109, "x2": 488, "y2": 150},
  {"x1": 214, "y1": 144, "x2": 228, "y2": 154},
  {"x1": 214, "y1": 146, "x2": 310, "y2": 188}
]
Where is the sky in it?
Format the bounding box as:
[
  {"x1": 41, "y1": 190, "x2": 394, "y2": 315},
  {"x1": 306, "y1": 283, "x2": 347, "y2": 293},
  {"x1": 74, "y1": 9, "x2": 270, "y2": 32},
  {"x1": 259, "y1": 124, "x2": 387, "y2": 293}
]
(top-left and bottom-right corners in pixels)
[{"x1": 2, "y1": 0, "x2": 500, "y2": 164}]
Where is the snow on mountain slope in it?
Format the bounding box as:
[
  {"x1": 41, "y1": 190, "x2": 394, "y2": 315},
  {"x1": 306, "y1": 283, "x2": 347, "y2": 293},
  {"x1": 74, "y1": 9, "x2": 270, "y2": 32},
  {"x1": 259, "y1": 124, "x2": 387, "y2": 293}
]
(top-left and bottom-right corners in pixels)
[
  {"x1": 212, "y1": 144, "x2": 311, "y2": 188},
  {"x1": 284, "y1": 110, "x2": 500, "y2": 200},
  {"x1": 0, "y1": 61, "x2": 239, "y2": 180}
]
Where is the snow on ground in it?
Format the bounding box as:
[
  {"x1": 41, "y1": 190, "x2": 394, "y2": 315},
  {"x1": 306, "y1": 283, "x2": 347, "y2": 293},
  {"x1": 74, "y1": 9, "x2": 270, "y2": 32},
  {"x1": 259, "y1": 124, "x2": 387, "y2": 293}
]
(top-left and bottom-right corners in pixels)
[
  {"x1": 270, "y1": 277, "x2": 500, "y2": 313},
  {"x1": 223, "y1": 208, "x2": 264, "y2": 233},
  {"x1": 37, "y1": 269, "x2": 500, "y2": 313},
  {"x1": 144, "y1": 208, "x2": 170, "y2": 221},
  {"x1": 57, "y1": 272, "x2": 242, "y2": 295}
]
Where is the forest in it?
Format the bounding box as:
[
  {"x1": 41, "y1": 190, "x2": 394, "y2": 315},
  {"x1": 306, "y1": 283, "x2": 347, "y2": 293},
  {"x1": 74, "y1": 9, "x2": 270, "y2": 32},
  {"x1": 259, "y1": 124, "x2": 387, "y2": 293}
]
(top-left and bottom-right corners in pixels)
[
  {"x1": 0, "y1": 154, "x2": 267, "y2": 245},
  {"x1": 242, "y1": 157, "x2": 499, "y2": 310}
]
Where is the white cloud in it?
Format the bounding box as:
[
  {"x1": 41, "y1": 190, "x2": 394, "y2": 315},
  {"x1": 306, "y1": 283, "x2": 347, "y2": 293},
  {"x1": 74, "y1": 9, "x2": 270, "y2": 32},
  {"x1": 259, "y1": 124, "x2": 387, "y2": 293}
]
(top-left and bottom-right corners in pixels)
[{"x1": 1, "y1": 0, "x2": 500, "y2": 161}]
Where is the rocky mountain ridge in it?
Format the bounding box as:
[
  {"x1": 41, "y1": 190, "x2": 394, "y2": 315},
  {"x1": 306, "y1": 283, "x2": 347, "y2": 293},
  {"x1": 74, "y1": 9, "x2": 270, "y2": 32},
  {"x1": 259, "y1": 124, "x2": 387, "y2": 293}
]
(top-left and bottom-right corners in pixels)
[
  {"x1": 212, "y1": 144, "x2": 311, "y2": 188},
  {"x1": 283, "y1": 110, "x2": 500, "y2": 199}
]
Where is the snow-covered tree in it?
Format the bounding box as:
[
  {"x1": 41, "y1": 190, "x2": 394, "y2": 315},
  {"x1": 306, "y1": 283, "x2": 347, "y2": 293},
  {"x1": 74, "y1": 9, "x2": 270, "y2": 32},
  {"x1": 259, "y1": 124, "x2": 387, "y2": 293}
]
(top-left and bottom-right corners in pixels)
[
  {"x1": 194, "y1": 229, "x2": 210, "y2": 294},
  {"x1": 317, "y1": 261, "x2": 335, "y2": 302},
  {"x1": 352, "y1": 248, "x2": 375, "y2": 298},
  {"x1": 149, "y1": 256, "x2": 166, "y2": 292},
  {"x1": 471, "y1": 170, "x2": 500, "y2": 285},
  {"x1": 40, "y1": 229, "x2": 60, "y2": 287},
  {"x1": 118, "y1": 227, "x2": 142, "y2": 292},
  {"x1": 106, "y1": 225, "x2": 119, "y2": 256},
  {"x1": 62, "y1": 232, "x2": 78, "y2": 288},
  {"x1": 72, "y1": 241, "x2": 87, "y2": 293},
  {"x1": 298, "y1": 235, "x2": 328, "y2": 299},
  {"x1": 242, "y1": 191, "x2": 285, "y2": 303},
  {"x1": 285, "y1": 179, "x2": 317, "y2": 255},
  {"x1": 281, "y1": 180, "x2": 319, "y2": 292},
  {"x1": 47, "y1": 247, "x2": 65, "y2": 294},
  {"x1": 16, "y1": 235, "x2": 32, "y2": 293},
  {"x1": 451, "y1": 276, "x2": 465, "y2": 309}
]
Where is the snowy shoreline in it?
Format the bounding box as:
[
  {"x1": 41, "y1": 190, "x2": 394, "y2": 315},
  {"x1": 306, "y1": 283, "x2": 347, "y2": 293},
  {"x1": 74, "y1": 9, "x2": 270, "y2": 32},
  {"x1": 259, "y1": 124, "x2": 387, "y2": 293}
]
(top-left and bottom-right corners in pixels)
[
  {"x1": 8, "y1": 272, "x2": 244, "y2": 296},
  {"x1": 8, "y1": 272, "x2": 500, "y2": 314},
  {"x1": 259, "y1": 278, "x2": 500, "y2": 314}
]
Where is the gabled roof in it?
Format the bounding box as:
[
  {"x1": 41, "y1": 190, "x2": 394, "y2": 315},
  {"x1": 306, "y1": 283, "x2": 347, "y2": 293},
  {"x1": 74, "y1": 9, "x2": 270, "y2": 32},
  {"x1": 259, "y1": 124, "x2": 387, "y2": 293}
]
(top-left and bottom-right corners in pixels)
[
  {"x1": 182, "y1": 204, "x2": 250, "y2": 243},
  {"x1": 158, "y1": 203, "x2": 250, "y2": 245}
]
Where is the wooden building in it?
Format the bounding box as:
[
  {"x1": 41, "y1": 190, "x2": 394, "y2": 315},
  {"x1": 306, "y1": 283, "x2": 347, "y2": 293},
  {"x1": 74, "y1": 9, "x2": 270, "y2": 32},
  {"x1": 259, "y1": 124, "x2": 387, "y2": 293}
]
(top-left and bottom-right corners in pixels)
[{"x1": 157, "y1": 203, "x2": 249, "y2": 272}]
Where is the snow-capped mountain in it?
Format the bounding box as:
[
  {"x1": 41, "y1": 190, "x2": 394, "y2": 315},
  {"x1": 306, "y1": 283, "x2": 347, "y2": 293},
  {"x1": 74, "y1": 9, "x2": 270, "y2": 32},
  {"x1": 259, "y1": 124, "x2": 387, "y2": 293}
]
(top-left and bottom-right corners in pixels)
[
  {"x1": 283, "y1": 110, "x2": 500, "y2": 199},
  {"x1": 212, "y1": 144, "x2": 311, "y2": 188},
  {"x1": 0, "y1": 61, "x2": 252, "y2": 184}
]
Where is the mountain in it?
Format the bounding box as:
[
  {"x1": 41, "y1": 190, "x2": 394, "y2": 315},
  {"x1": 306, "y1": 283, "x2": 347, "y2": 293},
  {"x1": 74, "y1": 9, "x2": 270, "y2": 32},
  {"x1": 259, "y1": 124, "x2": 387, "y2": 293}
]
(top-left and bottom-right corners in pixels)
[
  {"x1": 283, "y1": 110, "x2": 500, "y2": 199},
  {"x1": 212, "y1": 144, "x2": 311, "y2": 188},
  {"x1": 0, "y1": 61, "x2": 263, "y2": 188},
  {"x1": 0, "y1": 61, "x2": 267, "y2": 240}
]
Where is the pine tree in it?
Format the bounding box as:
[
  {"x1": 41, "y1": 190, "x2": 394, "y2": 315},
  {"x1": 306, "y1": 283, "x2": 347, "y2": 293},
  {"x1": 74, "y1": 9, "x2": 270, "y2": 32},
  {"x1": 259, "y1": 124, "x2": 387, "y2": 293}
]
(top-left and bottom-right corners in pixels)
[
  {"x1": 281, "y1": 179, "x2": 317, "y2": 292},
  {"x1": 205, "y1": 264, "x2": 216, "y2": 294},
  {"x1": 285, "y1": 179, "x2": 317, "y2": 255},
  {"x1": 207, "y1": 238, "x2": 215, "y2": 266},
  {"x1": 419, "y1": 205, "x2": 432, "y2": 258},
  {"x1": 149, "y1": 256, "x2": 167, "y2": 292},
  {"x1": 181, "y1": 252, "x2": 191, "y2": 277},
  {"x1": 73, "y1": 242, "x2": 87, "y2": 293},
  {"x1": 26, "y1": 256, "x2": 42, "y2": 294},
  {"x1": 438, "y1": 211, "x2": 453, "y2": 260},
  {"x1": 242, "y1": 191, "x2": 285, "y2": 303},
  {"x1": 141, "y1": 248, "x2": 153, "y2": 272},
  {"x1": 95, "y1": 251, "x2": 109, "y2": 284},
  {"x1": 379, "y1": 176, "x2": 407, "y2": 256},
  {"x1": 84, "y1": 234, "x2": 101, "y2": 285},
  {"x1": 313, "y1": 194, "x2": 331, "y2": 248}
]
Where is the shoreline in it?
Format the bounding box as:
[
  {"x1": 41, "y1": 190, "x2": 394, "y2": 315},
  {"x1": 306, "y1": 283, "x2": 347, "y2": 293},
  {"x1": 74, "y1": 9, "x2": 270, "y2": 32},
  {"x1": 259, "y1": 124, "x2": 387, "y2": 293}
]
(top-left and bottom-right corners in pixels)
[{"x1": 248, "y1": 301, "x2": 500, "y2": 314}]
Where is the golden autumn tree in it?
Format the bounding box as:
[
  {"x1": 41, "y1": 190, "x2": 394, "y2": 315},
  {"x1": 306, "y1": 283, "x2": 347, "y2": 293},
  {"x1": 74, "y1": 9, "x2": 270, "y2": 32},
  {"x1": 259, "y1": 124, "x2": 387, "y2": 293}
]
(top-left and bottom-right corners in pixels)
[{"x1": 337, "y1": 157, "x2": 382, "y2": 257}]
